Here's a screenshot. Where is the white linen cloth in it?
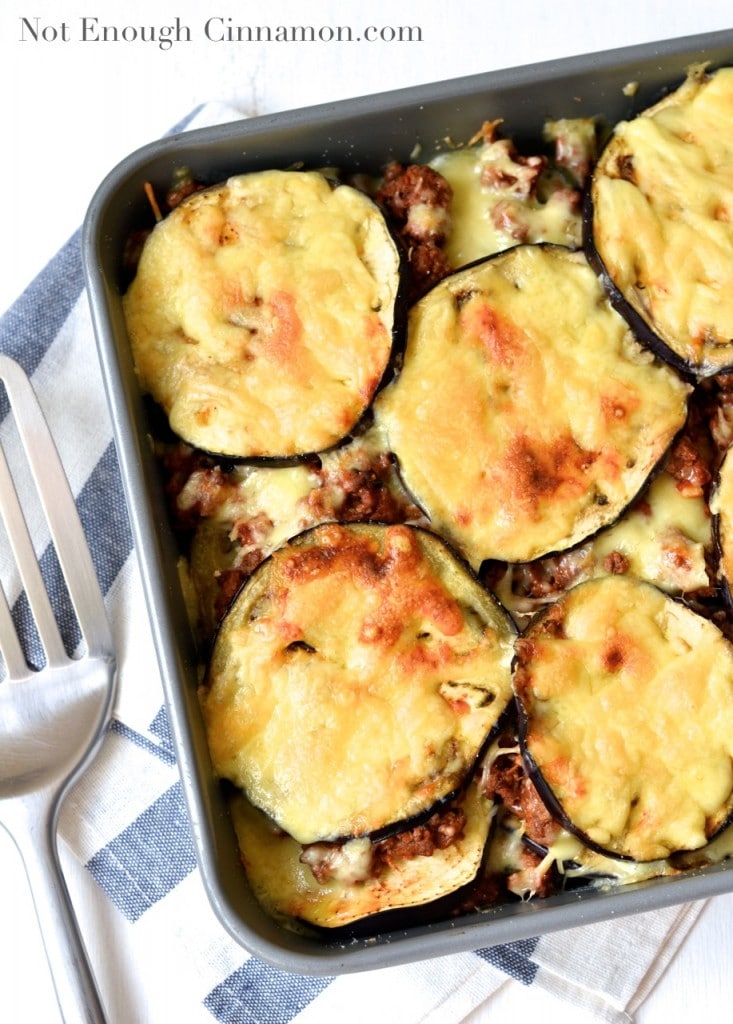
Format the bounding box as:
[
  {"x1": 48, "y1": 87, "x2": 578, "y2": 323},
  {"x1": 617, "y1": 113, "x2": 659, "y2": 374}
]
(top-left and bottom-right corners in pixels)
[{"x1": 0, "y1": 102, "x2": 706, "y2": 1024}]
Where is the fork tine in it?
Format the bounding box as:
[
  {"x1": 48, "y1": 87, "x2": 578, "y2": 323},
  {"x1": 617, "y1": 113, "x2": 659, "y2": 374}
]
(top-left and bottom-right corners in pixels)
[
  {"x1": 0, "y1": 355, "x2": 113, "y2": 662},
  {"x1": 0, "y1": 574, "x2": 27, "y2": 678},
  {"x1": 0, "y1": 437, "x2": 66, "y2": 668}
]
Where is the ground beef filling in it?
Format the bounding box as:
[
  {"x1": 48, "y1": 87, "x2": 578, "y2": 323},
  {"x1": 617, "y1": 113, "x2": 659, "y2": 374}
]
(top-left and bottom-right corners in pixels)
[
  {"x1": 484, "y1": 747, "x2": 560, "y2": 850},
  {"x1": 666, "y1": 435, "x2": 712, "y2": 498},
  {"x1": 305, "y1": 451, "x2": 416, "y2": 524},
  {"x1": 299, "y1": 806, "x2": 467, "y2": 885},
  {"x1": 376, "y1": 162, "x2": 453, "y2": 299},
  {"x1": 161, "y1": 444, "x2": 230, "y2": 531}
]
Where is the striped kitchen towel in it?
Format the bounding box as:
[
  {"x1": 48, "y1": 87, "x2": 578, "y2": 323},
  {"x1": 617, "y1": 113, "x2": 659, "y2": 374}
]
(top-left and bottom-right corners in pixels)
[{"x1": 0, "y1": 103, "x2": 705, "y2": 1024}]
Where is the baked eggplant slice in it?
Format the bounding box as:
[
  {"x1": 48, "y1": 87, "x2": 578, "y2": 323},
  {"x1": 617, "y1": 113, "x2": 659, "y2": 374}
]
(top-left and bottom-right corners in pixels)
[
  {"x1": 123, "y1": 169, "x2": 401, "y2": 458},
  {"x1": 588, "y1": 65, "x2": 733, "y2": 377},
  {"x1": 199, "y1": 522, "x2": 516, "y2": 845},
  {"x1": 514, "y1": 575, "x2": 733, "y2": 862},
  {"x1": 710, "y1": 441, "x2": 733, "y2": 606},
  {"x1": 374, "y1": 244, "x2": 690, "y2": 566},
  {"x1": 228, "y1": 779, "x2": 492, "y2": 929}
]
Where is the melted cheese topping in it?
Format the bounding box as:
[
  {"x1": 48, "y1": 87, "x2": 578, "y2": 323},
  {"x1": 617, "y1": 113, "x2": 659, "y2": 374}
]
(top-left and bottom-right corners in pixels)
[
  {"x1": 539, "y1": 827, "x2": 680, "y2": 887},
  {"x1": 375, "y1": 245, "x2": 690, "y2": 565},
  {"x1": 123, "y1": 170, "x2": 398, "y2": 457},
  {"x1": 592, "y1": 66, "x2": 733, "y2": 374},
  {"x1": 229, "y1": 781, "x2": 492, "y2": 928},
  {"x1": 517, "y1": 576, "x2": 733, "y2": 861},
  {"x1": 206, "y1": 461, "x2": 319, "y2": 551},
  {"x1": 675, "y1": 820, "x2": 733, "y2": 869},
  {"x1": 186, "y1": 461, "x2": 320, "y2": 635},
  {"x1": 591, "y1": 470, "x2": 710, "y2": 592},
  {"x1": 201, "y1": 523, "x2": 515, "y2": 844},
  {"x1": 431, "y1": 145, "x2": 581, "y2": 267}
]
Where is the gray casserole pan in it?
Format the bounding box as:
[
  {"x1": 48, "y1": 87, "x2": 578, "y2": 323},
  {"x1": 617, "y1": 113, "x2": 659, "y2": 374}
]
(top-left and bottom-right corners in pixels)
[{"x1": 83, "y1": 28, "x2": 733, "y2": 973}]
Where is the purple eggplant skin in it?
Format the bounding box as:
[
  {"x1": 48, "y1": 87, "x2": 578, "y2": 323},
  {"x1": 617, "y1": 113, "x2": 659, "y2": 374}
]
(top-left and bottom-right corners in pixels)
[{"x1": 712, "y1": 516, "x2": 733, "y2": 619}]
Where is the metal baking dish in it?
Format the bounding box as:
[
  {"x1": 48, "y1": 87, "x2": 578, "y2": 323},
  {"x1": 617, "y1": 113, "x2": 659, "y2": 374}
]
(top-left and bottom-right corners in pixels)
[{"x1": 82, "y1": 29, "x2": 733, "y2": 973}]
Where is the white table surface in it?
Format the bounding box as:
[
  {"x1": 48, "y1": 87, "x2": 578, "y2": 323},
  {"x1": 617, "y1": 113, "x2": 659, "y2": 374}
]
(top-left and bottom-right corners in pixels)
[{"x1": 2, "y1": 2, "x2": 732, "y2": 1021}]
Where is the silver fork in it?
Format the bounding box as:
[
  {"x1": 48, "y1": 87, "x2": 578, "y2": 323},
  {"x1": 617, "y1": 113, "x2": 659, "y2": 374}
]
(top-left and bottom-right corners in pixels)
[{"x1": 0, "y1": 355, "x2": 116, "y2": 1023}]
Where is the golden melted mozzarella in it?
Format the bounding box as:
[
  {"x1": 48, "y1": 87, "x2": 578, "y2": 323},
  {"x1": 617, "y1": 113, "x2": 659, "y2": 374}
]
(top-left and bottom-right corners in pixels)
[
  {"x1": 200, "y1": 523, "x2": 515, "y2": 844},
  {"x1": 515, "y1": 576, "x2": 733, "y2": 861},
  {"x1": 375, "y1": 245, "x2": 690, "y2": 565},
  {"x1": 591, "y1": 66, "x2": 733, "y2": 374},
  {"x1": 123, "y1": 170, "x2": 399, "y2": 457},
  {"x1": 229, "y1": 781, "x2": 492, "y2": 928}
]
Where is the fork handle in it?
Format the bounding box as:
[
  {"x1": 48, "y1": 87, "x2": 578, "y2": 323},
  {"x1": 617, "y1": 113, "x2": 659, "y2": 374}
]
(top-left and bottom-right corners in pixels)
[{"x1": 11, "y1": 810, "x2": 107, "y2": 1023}]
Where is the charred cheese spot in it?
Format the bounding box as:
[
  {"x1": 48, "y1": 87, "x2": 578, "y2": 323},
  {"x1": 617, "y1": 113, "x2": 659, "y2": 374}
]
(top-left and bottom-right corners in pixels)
[
  {"x1": 601, "y1": 637, "x2": 627, "y2": 673},
  {"x1": 375, "y1": 245, "x2": 690, "y2": 565},
  {"x1": 200, "y1": 523, "x2": 515, "y2": 845},
  {"x1": 516, "y1": 576, "x2": 733, "y2": 861},
  {"x1": 501, "y1": 433, "x2": 598, "y2": 520},
  {"x1": 123, "y1": 170, "x2": 400, "y2": 458},
  {"x1": 591, "y1": 66, "x2": 733, "y2": 375}
]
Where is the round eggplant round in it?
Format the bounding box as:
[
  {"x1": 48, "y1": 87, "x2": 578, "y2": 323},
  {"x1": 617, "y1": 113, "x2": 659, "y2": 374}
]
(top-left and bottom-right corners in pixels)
[
  {"x1": 228, "y1": 779, "x2": 492, "y2": 929},
  {"x1": 123, "y1": 169, "x2": 402, "y2": 459},
  {"x1": 199, "y1": 521, "x2": 516, "y2": 846},
  {"x1": 374, "y1": 243, "x2": 690, "y2": 567},
  {"x1": 587, "y1": 65, "x2": 733, "y2": 378},
  {"x1": 514, "y1": 575, "x2": 733, "y2": 862}
]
